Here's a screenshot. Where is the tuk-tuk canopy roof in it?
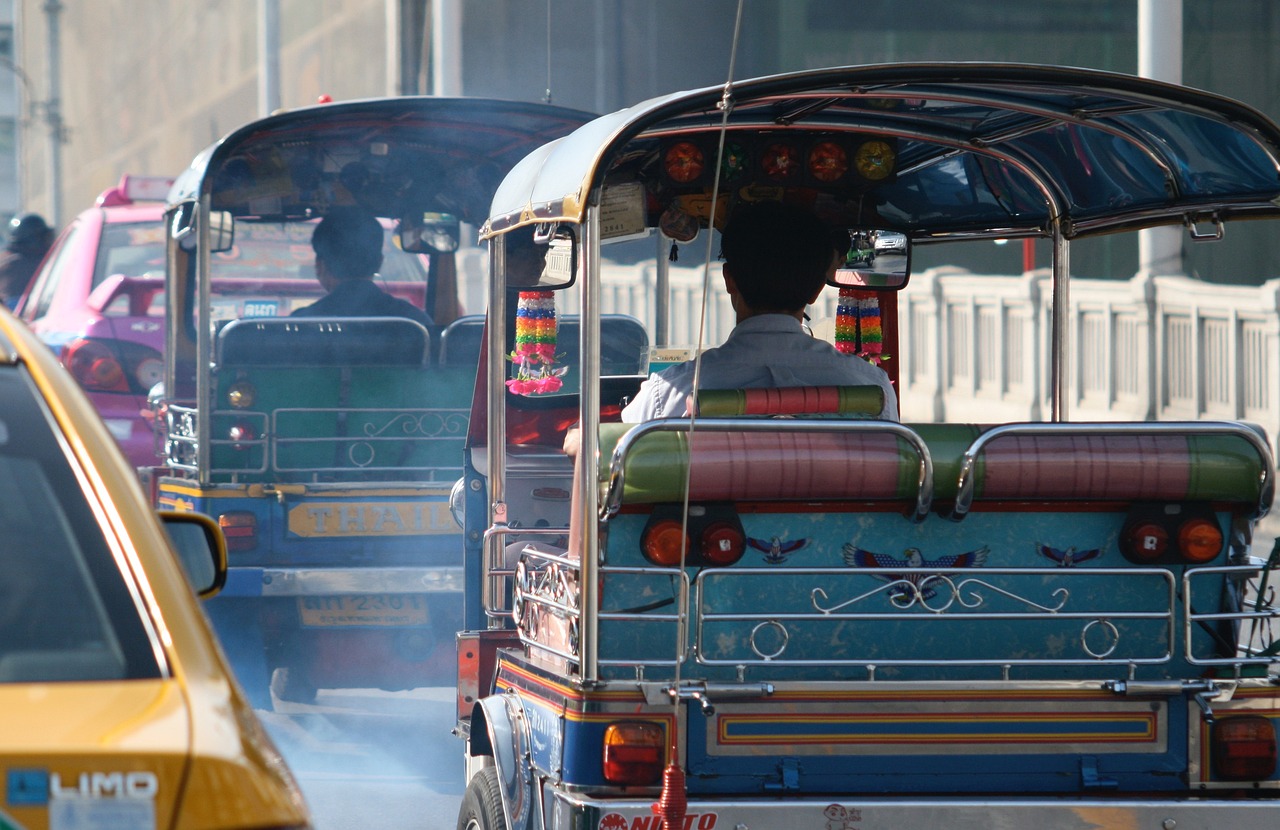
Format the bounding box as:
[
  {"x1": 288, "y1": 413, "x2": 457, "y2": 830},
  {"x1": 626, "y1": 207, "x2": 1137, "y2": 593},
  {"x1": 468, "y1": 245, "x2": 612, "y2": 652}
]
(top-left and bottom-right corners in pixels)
[
  {"x1": 484, "y1": 63, "x2": 1280, "y2": 241},
  {"x1": 170, "y1": 97, "x2": 593, "y2": 226}
]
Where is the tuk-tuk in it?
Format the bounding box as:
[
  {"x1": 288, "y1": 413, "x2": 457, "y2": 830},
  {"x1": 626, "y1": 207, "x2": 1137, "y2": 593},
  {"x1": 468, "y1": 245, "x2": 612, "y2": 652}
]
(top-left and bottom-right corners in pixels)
[
  {"x1": 147, "y1": 97, "x2": 591, "y2": 708},
  {"x1": 456, "y1": 65, "x2": 1280, "y2": 830}
]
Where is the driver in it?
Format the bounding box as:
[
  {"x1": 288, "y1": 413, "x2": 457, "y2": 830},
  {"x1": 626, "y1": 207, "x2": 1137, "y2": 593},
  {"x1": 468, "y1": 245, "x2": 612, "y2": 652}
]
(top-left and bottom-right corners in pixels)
[
  {"x1": 620, "y1": 200, "x2": 898, "y2": 422},
  {"x1": 291, "y1": 205, "x2": 431, "y2": 326}
]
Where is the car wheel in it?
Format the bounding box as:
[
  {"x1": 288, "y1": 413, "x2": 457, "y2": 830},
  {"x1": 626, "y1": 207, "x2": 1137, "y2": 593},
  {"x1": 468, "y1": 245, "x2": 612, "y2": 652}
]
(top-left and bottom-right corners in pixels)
[
  {"x1": 270, "y1": 666, "x2": 318, "y2": 705},
  {"x1": 457, "y1": 766, "x2": 506, "y2": 830}
]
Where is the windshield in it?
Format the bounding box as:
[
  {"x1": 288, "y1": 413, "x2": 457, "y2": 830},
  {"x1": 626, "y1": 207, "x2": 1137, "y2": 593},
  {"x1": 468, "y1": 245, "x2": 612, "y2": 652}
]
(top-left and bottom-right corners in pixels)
[{"x1": 208, "y1": 218, "x2": 430, "y2": 322}]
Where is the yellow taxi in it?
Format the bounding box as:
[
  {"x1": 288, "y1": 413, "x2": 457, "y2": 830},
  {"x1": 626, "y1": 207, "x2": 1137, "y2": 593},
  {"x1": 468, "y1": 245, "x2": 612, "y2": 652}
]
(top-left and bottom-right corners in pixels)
[{"x1": 0, "y1": 304, "x2": 309, "y2": 829}]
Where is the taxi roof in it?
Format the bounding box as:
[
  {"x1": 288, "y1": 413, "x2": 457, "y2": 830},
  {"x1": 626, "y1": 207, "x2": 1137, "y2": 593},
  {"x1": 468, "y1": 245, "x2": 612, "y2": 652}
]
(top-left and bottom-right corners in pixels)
[
  {"x1": 483, "y1": 62, "x2": 1280, "y2": 241},
  {"x1": 169, "y1": 96, "x2": 594, "y2": 226}
]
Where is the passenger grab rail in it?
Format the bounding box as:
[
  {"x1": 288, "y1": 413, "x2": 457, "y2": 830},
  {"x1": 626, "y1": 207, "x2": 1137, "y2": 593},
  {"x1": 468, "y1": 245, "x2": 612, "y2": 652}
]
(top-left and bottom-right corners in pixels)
[
  {"x1": 947, "y1": 421, "x2": 1276, "y2": 522},
  {"x1": 604, "y1": 419, "x2": 936, "y2": 524}
]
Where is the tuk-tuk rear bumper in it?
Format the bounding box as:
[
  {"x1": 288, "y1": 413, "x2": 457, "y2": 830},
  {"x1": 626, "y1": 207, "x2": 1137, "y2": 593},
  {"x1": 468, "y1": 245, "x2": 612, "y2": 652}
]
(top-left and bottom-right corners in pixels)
[
  {"x1": 219, "y1": 565, "x2": 464, "y2": 597},
  {"x1": 554, "y1": 792, "x2": 1280, "y2": 830}
]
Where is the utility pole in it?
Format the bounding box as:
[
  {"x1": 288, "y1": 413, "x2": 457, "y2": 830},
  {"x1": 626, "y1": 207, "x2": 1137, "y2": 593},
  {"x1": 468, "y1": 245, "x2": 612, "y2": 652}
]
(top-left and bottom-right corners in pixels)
[
  {"x1": 1137, "y1": 0, "x2": 1183, "y2": 278},
  {"x1": 258, "y1": 0, "x2": 281, "y2": 116},
  {"x1": 42, "y1": 0, "x2": 62, "y2": 226}
]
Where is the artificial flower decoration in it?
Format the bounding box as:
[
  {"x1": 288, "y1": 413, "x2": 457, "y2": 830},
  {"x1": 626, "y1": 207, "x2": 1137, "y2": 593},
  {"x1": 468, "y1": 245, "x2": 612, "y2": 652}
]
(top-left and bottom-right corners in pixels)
[{"x1": 507, "y1": 290, "x2": 567, "y2": 394}]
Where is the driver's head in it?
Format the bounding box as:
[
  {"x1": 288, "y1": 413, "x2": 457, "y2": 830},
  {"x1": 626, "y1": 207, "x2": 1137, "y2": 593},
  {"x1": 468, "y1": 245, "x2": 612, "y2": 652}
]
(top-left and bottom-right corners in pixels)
[
  {"x1": 312, "y1": 206, "x2": 384, "y2": 280},
  {"x1": 720, "y1": 201, "x2": 832, "y2": 313}
]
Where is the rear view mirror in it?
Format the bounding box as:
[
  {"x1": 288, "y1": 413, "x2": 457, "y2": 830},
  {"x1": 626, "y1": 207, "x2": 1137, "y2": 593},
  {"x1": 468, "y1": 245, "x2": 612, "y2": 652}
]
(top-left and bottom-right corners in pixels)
[
  {"x1": 829, "y1": 228, "x2": 910, "y2": 291},
  {"x1": 399, "y1": 211, "x2": 461, "y2": 253}
]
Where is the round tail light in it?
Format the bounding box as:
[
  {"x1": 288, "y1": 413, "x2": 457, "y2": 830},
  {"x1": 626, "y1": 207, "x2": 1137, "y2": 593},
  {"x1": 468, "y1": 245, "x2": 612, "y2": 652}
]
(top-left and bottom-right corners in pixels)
[
  {"x1": 1177, "y1": 517, "x2": 1223, "y2": 563},
  {"x1": 642, "y1": 519, "x2": 689, "y2": 567},
  {"x1": 701, "y1": 522, "x2": 745, "y2": 566}
]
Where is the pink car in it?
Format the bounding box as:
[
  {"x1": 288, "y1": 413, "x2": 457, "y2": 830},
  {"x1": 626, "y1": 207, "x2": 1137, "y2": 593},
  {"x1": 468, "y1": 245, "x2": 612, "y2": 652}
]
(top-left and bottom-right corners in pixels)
[
  {"x1": 18, "y1": 175, "x2": 172, "y2": 469},
  {"x1": 19, "y1": 175, "x2": 436, "y2": 470}
]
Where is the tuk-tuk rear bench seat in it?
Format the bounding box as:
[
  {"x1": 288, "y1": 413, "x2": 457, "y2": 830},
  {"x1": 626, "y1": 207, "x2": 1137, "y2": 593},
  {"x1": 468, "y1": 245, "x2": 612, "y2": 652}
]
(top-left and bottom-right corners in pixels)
[
  {"x1": 204, "y1": 316, "x2": 472, "y2": 482},
  {"x1": 574, "y1": 417, "x2": 1273, "y2": 680}
]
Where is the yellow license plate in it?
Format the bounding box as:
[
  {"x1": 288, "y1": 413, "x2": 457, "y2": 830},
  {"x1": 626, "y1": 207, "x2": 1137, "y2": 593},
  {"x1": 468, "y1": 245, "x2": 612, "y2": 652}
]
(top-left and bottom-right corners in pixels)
[{"x1": 297, "y1": 594, "x2": 429, "y2": 627}]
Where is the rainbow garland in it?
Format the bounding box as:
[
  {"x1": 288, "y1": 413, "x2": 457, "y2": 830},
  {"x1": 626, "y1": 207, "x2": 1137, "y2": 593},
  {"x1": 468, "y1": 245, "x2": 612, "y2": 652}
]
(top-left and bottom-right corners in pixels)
[
  {"x1": 834, "y1": 287, "x2": 884, "y2": 363},
  {"x1": 507, "y1": 290, "x2": 566, "y2": 394}
]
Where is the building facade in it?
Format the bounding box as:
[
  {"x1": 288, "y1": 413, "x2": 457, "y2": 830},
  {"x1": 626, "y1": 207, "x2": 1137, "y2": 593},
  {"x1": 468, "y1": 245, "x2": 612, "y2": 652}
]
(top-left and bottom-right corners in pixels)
[{"x1": 9, "y1": 1, "x2": 1280, "y2": 279}]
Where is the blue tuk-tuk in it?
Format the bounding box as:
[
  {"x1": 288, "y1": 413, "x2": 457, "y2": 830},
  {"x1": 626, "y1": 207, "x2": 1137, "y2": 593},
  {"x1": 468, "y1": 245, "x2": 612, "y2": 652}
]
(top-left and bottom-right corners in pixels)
[
  {"x1": 147, "y1": 96, "x2": 591, "y2": 708},
  {"x1": 456, "y1": 64, "x2": 1280, "y2": 830}
]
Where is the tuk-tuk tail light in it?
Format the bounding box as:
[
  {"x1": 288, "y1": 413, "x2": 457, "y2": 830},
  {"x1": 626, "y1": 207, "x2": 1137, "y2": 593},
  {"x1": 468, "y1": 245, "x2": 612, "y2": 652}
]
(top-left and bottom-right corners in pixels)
[
  {"x1": 228, "y1": 381, "x2": 257, "y2": 408},
  {"x1": 1212, "y1": 715, "x2": 1278, "y2": 781},
  {"x1": 641, "y1": 519, "x2": 689, "y2": 567},
  {"x1": 1177, "y1": 517, "x2": 1223, "y2": 563},
  {"x1": 602, "y1": 721, "x2": 665, "y2": 786},
  {"x1": 218, "y1": 511, "x2": 258, "y2": 553},
  {"x1": 701, "y1": 521, "x2": 746, "y2": 566}
]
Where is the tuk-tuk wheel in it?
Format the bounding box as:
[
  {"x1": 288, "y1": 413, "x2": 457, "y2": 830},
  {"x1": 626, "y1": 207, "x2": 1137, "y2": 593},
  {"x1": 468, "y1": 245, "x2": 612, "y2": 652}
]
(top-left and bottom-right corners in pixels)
[{"x1": 457, "y1": 765, "x2": 506, "y2": 830}]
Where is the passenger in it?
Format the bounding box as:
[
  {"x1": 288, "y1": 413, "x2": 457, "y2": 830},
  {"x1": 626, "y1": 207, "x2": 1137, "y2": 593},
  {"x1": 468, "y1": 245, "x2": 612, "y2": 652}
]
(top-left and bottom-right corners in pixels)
[
  {"x1": 0, "y1": 213, "x2": 54, "y2": 309},
  {"x1": 292, "y1": 205, "x2": 431, "y2": 326},
  {"x1": 620, "y1": 200, "x2": 899, "y2": 422}
]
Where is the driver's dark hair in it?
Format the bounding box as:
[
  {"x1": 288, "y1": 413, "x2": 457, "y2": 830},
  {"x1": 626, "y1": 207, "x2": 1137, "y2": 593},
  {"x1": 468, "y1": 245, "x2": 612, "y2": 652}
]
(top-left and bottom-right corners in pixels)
[
  {"x1": 312, "y1": 205, "x2": 384, "y2": 279},
  {"x1": 719, "y1": 201, "x2": 831, "y2": 312}
]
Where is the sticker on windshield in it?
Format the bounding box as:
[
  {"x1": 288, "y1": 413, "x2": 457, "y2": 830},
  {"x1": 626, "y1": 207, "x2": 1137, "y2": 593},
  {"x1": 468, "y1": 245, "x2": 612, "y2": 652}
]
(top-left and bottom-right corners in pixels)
[{"x1": 242, "y1": 301, "x2": 279, "y2": 318}]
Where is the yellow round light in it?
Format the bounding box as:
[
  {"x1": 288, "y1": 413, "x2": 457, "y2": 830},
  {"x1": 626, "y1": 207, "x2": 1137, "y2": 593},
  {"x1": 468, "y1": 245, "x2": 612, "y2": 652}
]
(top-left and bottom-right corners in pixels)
[
  {"x1": 855, "y1": 140, "x2": 896, "y2": 181},
  {"x1": 228, "y1": 381, "x2": 257, "y2": 409}
]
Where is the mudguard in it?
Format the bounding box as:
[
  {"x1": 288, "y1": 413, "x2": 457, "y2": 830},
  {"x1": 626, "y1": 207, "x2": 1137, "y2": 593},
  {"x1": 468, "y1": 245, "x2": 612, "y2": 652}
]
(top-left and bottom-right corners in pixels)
[{"x1": 474, "y1": 692, "x2": 536, "y2": 830}]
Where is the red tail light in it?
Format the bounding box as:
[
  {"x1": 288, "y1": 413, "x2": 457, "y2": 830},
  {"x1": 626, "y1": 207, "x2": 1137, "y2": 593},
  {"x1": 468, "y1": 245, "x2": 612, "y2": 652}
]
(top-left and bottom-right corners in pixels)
[
  {"x1": 228, "y1": 422, "x2": 257, "y2": 450},
  {"x1": 64, "y1": 338, "x2": 128, "y2": 391},
  {"x1": 701, "y1": 521, "x2": 745, "y2": 566},
  {"x1": 1177, "y1": 517, "x2": 1223, "y2": 563},
  {"x1": 218, "y1": 511, "x2": 258, "y2": 553},
  {"x1": 602, "y1": 721, "x2": 664, "y2": 785},
  {"x1": 642, "y1": 519, "x2": 689, "y2": 567},
  {"x1": 1212, "y1": 715, "x2": 1278, "y2": 781},
  {"x1": 663, "y1": 142, "x2": 705, "y2": 183},
  {"x1": 1123, "y1": 522, "x2": 1169, "y2": 562},
  {"x1": 62, "y1": 337, "x2": 163, "y2": 394}
]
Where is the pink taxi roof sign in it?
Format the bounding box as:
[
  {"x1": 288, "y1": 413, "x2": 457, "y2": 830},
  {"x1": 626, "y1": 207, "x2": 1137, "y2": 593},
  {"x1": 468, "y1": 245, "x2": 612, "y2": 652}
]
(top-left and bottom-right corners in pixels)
[{"x1": 96, "y1": 174, "x2": 176, "y2": 207}]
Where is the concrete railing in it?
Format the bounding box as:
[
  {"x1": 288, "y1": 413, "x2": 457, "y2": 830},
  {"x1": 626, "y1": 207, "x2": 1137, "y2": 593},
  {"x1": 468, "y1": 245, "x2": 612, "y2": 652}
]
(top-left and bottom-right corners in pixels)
[{"x1": 456, "y1": 248, "x2": 1280, "y2": 454}]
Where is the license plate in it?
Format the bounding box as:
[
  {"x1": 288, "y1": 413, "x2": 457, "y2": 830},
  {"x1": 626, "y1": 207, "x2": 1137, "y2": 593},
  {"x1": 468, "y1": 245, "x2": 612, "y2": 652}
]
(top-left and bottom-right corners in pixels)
[{"x1": 297, "y1": 594, "x2": 429, "y2": 627}]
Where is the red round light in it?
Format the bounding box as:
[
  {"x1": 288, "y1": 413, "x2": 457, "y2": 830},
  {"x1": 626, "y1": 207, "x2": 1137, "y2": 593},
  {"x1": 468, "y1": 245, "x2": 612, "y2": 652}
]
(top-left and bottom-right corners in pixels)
[
  {"x1": 761, "y1": 143, "x2": 800, "y2": 181},
  {"x1": 1125, "y1": 523, "x2": 1168, "y2": 562},
  {"x1": 229, "y1": 422, "x2": 257, "y2": 450},
  {"x1": 701, "y1": 522, "x2": 745, "y2": 566},
  {"x1": 642, "y1": 519, "x2": 689, "y2": 567},
  {"x1": 664, "y1": 142, "x2": 705, "y2": 183},
  {"x1": 1178, "y1": 517, "x2": 1224, "y2": 563},
  {"x1": 808, "y1": 141, "x2": 850, "y2": 182}
]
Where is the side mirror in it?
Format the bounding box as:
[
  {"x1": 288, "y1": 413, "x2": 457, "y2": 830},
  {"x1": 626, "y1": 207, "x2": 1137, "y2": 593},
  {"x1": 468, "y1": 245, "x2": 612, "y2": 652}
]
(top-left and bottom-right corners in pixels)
[
  {"x1": 828, "y1": 228, "x2": 910, "y2": 291},
  {"x1": 159, "y1": 511, "x2": 228, "y2": 598},
  {"x1": 207, "y1": 210, "x2": 235, "y2": 253},
  {"x1": 399, "y1": 211, "x2": 461, "y2": 253},
  {"x1": 171, "y1": 203, "x2": 235, "y2": 254}
]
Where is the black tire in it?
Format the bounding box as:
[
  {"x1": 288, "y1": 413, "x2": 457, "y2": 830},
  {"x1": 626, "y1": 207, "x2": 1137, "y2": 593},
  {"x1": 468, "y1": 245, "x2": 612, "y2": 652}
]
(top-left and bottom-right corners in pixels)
[
  {"x1": 457, "y1": 766, "x2": 507, "y2": 830},
  {"x1": 270, "y1": 666, "x2": 318, "y2": 705}
]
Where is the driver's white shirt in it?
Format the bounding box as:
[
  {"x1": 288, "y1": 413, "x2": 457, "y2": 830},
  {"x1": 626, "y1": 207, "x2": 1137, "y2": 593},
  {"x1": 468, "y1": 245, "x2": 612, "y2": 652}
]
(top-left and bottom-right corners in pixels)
[{"x1": 620, "y1": 313, "x2": 899, "y2": 422}]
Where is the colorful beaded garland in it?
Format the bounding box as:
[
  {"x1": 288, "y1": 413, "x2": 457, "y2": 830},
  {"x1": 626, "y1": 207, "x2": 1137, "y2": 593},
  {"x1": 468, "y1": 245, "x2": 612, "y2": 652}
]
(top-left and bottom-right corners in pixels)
[
  {"x1": 834, "y1": 287, "x2": 884, "y2": 363},
  {"x1": 507, "y1": 290, "x2": 566, "y2": 394}
]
